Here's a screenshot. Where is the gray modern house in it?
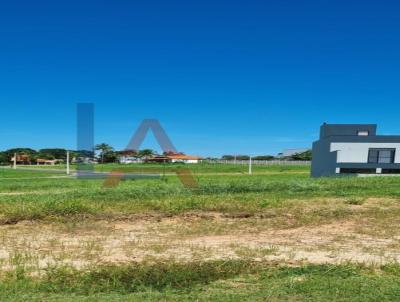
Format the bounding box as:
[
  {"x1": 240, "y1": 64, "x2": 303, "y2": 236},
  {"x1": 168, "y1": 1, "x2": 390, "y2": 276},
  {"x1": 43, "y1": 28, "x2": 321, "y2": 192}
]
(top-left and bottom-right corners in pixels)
[{"x1": 311, "y1": 123, "x2": 400, "y2": 177}]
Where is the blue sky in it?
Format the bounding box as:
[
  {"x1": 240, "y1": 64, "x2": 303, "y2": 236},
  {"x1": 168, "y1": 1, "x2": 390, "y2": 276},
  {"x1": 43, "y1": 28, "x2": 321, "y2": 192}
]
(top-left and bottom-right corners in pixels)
[{"x1": 1, "y1": 0, "x2": 399, "y2": 156}]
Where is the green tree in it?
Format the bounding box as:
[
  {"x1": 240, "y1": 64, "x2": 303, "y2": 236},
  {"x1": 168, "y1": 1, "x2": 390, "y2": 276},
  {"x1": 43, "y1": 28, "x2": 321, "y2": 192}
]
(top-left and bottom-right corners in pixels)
[
  {"x1": 4, "y1": 148, "x2": 37, "y2": 164},
  {"x1": 103, "y1": 151, "x2": 118, "y2": 163},
  {"x1": 253, "y1": 155, "x2": 275, "y2": 160},
  {"x1": 4, "y1": 148, "x2": 37, "y2": 158},
  {"x1": 38, "y1": 149, "x2": 67, "y2": 159},
  {"x1": 95, "y1": 143, "x2": 114, "y2": 163},
  {"x1": 0, "y1": 152, "x2": 8, "y2": 165},
  {"x1": 290, "y1": 150, "x2": 312, "y2": 161},
  {"x1": 66, "y1": 151, "x2": 78, "y2": 163},
  {"x1": 118, "y1": 149, "x2": 139, "y2": 157},
  {"x1": 138, "y1": 149, "x2": 155, "y2": 158}
]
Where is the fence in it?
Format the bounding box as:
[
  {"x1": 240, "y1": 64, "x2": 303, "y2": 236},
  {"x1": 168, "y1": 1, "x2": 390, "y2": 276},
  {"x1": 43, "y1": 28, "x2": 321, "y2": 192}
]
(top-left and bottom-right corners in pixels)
[{"x1": 204, "y1": 160, "x2": 310, "y2": 166}]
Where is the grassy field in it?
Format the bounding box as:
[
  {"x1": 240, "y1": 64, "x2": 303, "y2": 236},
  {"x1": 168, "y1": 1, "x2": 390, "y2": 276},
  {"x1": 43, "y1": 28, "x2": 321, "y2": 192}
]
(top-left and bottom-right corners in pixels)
[
  {"x1": 10, "y1": 162, "x2": 309, "y2": 174},
  {"x1": 1, "y1": 163, "x2": 400, "y2": 301}
]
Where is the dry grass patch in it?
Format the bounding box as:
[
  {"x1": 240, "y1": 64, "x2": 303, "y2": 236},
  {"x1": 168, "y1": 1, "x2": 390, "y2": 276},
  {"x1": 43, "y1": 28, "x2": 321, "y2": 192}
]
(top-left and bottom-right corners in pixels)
[{"x1": 0, "y1": 196, "x2": 398, "y2": 273}]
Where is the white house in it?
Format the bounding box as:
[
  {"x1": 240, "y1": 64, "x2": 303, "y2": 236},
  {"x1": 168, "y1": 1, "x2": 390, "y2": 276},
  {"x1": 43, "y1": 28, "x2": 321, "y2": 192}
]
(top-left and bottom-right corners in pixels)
[
  {"x1": 119, "y1": 156, "x2": 142, "y2": 164},
  {"x1": 166, "y1": 154, "x2": 203, "y2": 164}
]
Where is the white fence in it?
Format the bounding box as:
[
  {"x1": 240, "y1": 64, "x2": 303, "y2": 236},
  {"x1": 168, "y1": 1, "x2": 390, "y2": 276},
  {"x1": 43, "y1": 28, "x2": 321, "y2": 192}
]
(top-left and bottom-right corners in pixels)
[{"x1": 204, "y1": 160, "x2": 310, "y2": 166}]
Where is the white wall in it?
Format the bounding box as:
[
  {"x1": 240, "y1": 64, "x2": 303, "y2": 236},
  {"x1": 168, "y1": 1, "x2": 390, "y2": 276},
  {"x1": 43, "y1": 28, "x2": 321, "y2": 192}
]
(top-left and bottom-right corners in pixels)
[
  {"x1": 171, "y1": 159, "x2": 200, "y2": 164},
  {"x1": 330, "y1": 143, "x2": 400, "y2": 163},
  {"x1": 186, "y1": 159, "x2": 199, "y2": 164}
]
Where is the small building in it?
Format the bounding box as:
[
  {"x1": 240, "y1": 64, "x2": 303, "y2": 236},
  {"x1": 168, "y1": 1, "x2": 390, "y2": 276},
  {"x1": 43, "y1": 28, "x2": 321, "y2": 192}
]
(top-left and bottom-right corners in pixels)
[
  {"x1": 119, "y1": 156, "x2": 142, "y2": 164},
  {"x1": 144, "y1": 156, "x2": 170, "y2": 163},
  {"x1": 36, "y1": 158, "x2": 62, "y2": 165},
  {"x1": 10, "y1": 154, "x2": 31, "y2": 165},
  {"x1": 118, "y1": 150, "x2": 141, "y2": 164},
  {"x1": 311, "y1": 123, "x2": 400, "y2": 177},
  {"x1": 166, "y1": 154, "x2": 203, "y2": 164},
  {"x1": 72, "y1": 157, "x2": 98, "y2": 164}
]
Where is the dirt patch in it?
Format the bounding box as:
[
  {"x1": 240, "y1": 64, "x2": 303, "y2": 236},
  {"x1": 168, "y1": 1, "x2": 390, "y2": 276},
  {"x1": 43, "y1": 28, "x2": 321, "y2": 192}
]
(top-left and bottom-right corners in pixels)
[{"x1": 0, "y1": 211, "x2": 400, "y2": 273}]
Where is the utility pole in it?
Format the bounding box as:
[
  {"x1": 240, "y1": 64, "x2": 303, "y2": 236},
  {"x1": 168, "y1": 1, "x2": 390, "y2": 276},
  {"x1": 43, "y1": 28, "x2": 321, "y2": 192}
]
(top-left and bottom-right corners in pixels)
[
  {"x1": 66, "y1": 151, "x2": 70, "y2": 175},
  {"x1": 13, "y1": 153, "x2": 17, "y2": 169},
  {"x1": 248, "y1": 156, "x2": 252, "y2": 175}
]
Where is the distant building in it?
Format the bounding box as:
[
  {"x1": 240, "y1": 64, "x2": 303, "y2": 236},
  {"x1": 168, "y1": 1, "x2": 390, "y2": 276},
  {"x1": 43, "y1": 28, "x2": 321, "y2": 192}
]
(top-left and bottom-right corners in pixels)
[
  {"x1": 277, "y1": 148, "x2": 309, "y2": 158},
  {"x1": 10, "y1": 154, "x2": 31, "y2": 165},
  {"x1": 117, "y1": 151, "x2": 203, "y2": 164},
  {"x1": 144, "y1": 153, "x2": 203, "y2": 164},
  {"x1": 119, "y1": 156, "x2": 142, "y2": 164},
  {"x1": 166, "y1": 154, "x2": 203, "y2": 164},
  {"x1": 311, "y1": 123, "x2": 400, "y2": 177},
  {"x1": 118, "y1": 151, "x2": 141, "y2": 164},
  {"x1": 145, "y1": 155, "x2": 170, "y2": 163},
  {"x1": 36, "y1": 158, "x2": 62, "y2": 165},
  {"x1": 72, "y1": 157, "x2": 98, "y2": 164}
]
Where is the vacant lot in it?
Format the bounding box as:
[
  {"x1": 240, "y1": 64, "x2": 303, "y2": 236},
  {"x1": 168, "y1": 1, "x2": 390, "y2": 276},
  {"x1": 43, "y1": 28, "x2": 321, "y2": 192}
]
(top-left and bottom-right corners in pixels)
[{"x1": 1, "y1": 164, "x2": 400, "y2": 301}]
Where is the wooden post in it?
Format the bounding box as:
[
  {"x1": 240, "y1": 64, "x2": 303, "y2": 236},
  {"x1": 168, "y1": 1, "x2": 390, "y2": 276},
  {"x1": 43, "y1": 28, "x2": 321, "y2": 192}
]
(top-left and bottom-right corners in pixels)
[
  {"x1": 13, "y1": 153, "x2": 17, "y2": 169},
  {"x1": 248, "y1": 156, "x2": 252, "y2": 175},
  {"x1": 66, "y1": 151, "x2": 70, "y2": 175}
]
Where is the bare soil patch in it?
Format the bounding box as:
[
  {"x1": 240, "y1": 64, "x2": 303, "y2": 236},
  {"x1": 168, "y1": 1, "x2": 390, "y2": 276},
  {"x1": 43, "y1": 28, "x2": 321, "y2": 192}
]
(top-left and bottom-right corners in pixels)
[{"x1": 1, "y1": 203, "x2": 400, "y2": 272}]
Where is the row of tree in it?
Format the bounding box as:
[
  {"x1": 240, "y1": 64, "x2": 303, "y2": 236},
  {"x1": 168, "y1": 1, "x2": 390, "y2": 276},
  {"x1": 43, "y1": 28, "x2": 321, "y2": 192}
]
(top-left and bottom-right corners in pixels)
[
  {"x1": 0, "y1": 144, "x2": 312, "y2": 165},
  {"x1": 221, "y1": 155, "x2": 274, "y2": 160},
  {"x1": 221, "y1": 150, "x2": 312, "y2": 161},
  {"x1": 94, "y1": 143, "x2": 157, "y2": 163},
  {"x1": 0, "y1": 148, "x2": 70, "y2": 164},
  {"x1": 0, "y1": 144, "x2": 161, "y2": 165}
]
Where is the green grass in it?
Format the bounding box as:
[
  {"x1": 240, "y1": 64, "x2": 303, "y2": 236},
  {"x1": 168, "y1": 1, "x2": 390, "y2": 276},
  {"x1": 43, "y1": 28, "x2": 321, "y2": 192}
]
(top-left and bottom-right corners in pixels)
[
  {"x1": 93, "y1": 162, "x2": 310, "y2": 174},
  {"x1": 0, "y1": 168, "x2": 59, "y2": 178},
  {"x1": 14, "y1": 162, "x2": 310, "y2": 174},
  {"x1": 1, "y1": 165, "x2": 400, "y2": 223},
  {"x1": 1, "y1": 165, "x2": 400, "y2": 301},
  {"x1": 1, "y1": 261, "x2": 400, "y2": 301}
]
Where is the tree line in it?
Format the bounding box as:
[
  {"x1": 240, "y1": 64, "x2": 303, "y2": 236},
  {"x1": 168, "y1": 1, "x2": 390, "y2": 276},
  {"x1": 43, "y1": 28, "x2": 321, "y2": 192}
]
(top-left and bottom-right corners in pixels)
[
  {"x1": 0, "y1": 148, "x2": 70, "y2": 165},
  {"x1": 0, "y1": 143, "x2": 312, "y2": 165},
  {"x1": 221, "y1": 150, "x2": 312, "y2": 161},
  {"x1": 0, "y1": 145, "x2": 154, "y2": 165},
  {"x1": 0, "y1": 144, "x2": 174, "y2": 165}
]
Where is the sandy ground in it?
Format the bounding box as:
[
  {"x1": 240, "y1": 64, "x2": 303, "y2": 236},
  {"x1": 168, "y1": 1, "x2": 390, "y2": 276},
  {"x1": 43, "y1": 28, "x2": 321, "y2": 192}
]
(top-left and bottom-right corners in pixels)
[{"x1": 0, "y1": 211, "x2": 399, "y2": 272}]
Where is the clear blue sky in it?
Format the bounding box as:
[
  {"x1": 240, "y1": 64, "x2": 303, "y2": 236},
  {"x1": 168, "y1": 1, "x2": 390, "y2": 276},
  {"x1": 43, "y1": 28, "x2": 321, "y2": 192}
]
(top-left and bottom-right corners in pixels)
[{"x1": 1, "y1": 0, "x2": 399, "y2": 157}]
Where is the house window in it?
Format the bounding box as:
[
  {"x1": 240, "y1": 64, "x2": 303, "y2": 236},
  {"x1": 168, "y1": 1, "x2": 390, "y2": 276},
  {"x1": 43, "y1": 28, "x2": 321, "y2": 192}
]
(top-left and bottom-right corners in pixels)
[
  {"x1": 368, "y1": 149, "x2": 395, "y2": 164},
  {"x1": 357, "y1": 131, "x2": 369, "y2": 136},
  {"x1": 340, "y1": 168, "x2": 377, "y2": 174},
  {"x1": 382, "y1": 169, "x2": 400, "y2": 174}
]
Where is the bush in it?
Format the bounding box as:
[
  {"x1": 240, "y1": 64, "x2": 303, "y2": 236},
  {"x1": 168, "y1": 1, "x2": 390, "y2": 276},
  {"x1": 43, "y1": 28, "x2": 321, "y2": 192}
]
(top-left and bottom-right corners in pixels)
[{"x1": 0, "y1": 152, "x2": 8, "y2": 165}]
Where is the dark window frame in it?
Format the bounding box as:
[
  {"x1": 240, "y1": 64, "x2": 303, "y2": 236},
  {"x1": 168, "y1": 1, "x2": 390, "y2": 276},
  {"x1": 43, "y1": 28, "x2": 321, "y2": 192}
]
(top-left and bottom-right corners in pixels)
[
  {"x1": 382, "y1": 169, "x2": 400, "y2": 174},
  {"x1": 340, "y1": 168, "x2": 377, "y2": 174},
  {"x1": 368, "y1": 148, "x2": 396, "y2": 164}
]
